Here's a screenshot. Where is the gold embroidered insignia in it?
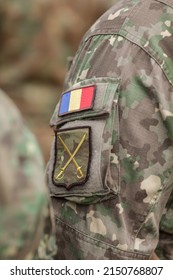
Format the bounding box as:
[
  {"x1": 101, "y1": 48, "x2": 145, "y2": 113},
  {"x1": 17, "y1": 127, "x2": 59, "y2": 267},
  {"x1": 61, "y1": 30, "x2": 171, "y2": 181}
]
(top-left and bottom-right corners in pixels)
[{"x1": 53, "y1": 127, "x2": 91, "y2": 189}]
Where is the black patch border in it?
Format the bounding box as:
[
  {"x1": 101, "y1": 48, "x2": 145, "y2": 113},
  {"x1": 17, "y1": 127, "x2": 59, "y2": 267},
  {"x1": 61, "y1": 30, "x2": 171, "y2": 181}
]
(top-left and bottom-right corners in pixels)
[
  {"x1": 52, "y1": 126, "x2": 91, "y2": 190},
  {"x1": 58, "y1": 85, "x2": 96, "y2": 117}
]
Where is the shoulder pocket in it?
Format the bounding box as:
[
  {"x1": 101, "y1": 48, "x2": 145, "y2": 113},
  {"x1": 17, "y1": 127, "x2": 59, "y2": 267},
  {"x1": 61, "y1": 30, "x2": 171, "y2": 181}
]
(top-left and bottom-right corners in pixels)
[{"x1": 48, "y1": 77, "x2": 120, "y2": 202}]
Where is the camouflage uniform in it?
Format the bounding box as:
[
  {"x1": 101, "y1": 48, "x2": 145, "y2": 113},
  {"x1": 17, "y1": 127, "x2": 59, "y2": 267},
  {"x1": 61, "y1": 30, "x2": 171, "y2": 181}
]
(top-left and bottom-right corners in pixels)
[
  {"x1": 47, "y1": 0, "x2": 173, "y2": 259},
  {"x1": 0, "y1": 89, "x2": 56, "y2": 259}
]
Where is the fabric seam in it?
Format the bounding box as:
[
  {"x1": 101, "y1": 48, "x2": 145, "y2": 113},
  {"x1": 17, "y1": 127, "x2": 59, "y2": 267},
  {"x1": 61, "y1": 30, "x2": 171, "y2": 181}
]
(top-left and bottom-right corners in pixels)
[{"x1": 55, "y1": 215, "x2": 150, "y2": 259}]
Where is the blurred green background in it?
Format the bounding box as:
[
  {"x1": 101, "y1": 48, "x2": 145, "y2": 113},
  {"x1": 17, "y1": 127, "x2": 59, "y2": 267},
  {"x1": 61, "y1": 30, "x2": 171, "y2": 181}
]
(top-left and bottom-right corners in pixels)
[{"x1": 0, "y1": 0, "x2": 115, "y2": 161}]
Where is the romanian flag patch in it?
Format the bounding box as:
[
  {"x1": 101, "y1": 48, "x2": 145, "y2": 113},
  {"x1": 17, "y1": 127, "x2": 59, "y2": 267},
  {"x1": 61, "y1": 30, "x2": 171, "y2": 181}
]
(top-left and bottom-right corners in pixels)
[{"x1": 58, "y1": 85, "x2": 95, "y2": 116}]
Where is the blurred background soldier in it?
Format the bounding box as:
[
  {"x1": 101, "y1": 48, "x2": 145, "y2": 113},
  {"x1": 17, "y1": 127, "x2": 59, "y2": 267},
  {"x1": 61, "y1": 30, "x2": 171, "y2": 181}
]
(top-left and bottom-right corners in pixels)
[{"x1": 0, "y1": 89, "x2": 56, "y2": 259}]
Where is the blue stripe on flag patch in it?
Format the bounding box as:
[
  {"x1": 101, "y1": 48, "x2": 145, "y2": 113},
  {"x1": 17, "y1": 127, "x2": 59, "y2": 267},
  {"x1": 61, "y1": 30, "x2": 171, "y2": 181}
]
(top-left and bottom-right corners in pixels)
[{"x1": 59, "y1": 92, "x2": 70, "y2": 115}]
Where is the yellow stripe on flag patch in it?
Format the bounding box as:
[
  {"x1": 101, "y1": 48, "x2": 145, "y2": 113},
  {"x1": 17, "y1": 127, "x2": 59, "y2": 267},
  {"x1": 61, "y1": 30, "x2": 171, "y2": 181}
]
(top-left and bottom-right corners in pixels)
[{"x1": 69, "y1": 89, "x2": 82, "y2": 111}]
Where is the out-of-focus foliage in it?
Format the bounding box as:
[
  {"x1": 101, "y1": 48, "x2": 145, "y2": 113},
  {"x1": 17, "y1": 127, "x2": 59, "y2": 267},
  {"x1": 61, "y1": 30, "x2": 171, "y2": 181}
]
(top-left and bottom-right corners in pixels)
[{"x1": 0, "y1": 0, "x2": 115, "y2": 160}]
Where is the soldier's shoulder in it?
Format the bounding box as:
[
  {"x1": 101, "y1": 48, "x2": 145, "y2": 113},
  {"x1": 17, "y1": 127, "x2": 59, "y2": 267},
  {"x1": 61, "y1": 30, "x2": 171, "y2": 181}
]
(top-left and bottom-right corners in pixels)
[
  {"x1": 84, "y1": 0, "x2": 170, "y2": 39},
  {"x1": 0, "y1": 89, "x2": 21, "y2": 126},
  {"x1": 83, "y1": 0, "x2": 139, "y2": 39}
]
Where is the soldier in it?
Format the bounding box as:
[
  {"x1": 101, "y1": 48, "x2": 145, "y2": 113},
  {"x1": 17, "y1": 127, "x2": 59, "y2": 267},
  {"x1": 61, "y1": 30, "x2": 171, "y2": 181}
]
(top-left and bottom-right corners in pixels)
[
  {"x1": 0, "y1": 89, "x2": 56, "y2": 259},
  {"x1": 47, "y1": 0, "x2": 173, "y2": 259}
]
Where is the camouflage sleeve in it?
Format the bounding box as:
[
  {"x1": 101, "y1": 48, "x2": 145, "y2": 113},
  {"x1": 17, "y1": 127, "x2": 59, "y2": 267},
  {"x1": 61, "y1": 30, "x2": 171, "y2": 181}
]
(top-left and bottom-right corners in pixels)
[
  {"x1": 0, "y1": 89, "x2": 56, "y2": 259},
  {"x1": 47, "y1": 0, "x2": 173, "y2": 260}
]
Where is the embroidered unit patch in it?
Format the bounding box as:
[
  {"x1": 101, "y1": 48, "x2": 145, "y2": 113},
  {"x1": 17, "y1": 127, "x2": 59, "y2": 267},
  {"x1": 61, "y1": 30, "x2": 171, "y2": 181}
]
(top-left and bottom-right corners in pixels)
[
  {"x1": 58, "y1": 85, "x2": 95, "y2": 116},
  {"x1": 53, "y1": 127, "x2": 91, "y2": 189}
]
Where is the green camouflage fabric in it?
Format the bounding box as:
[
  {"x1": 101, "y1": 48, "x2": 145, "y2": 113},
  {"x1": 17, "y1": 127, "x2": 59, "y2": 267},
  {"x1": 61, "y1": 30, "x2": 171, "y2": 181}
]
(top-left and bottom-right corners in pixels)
[
  {"x1": 0, "y1": 89, "x2": 56, "y2": 259},
  {"x1": 47, "y1": 0, "x2": 173, "y2": 259}
]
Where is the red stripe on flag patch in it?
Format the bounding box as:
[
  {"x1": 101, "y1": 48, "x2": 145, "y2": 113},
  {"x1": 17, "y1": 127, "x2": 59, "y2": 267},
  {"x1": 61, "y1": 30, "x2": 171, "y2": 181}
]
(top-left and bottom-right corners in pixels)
[{"x1": 80, "y1": 86, "x2": 95, "y2": 109}]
